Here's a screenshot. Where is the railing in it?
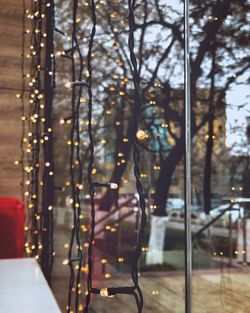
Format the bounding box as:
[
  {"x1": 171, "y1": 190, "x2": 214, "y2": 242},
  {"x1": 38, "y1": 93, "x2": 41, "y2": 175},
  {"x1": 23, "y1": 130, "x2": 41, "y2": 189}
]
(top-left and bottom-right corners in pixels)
[
  {"x1": 95, "y1": 210, "x2": 135, "y2": 237},
  {"x1": 192, "y1": 201, "x2": 248, "y2": 267},
  {"x1": 192, "y1": 203, "x2": 239, "y2": 240},
  {"x1": 94, "y1": 196, "x2": 137, "y2": 237}
]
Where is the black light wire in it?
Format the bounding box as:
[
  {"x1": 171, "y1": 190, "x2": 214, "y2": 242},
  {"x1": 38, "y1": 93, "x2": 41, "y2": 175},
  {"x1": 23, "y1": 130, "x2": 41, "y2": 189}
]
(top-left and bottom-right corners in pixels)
[
  {"x1": 83, "y1": 1, "x2": 147, "y2": 312},
  {"x1": 23, "y1": 0, "x2": 56, "y2": 278},
  {"x1": 23, "y1": 0, "x2": 43, "y2": 258},
  {"x1": 74, "y1": 41, "x2": 85, "y2": 313},
  {"x1": 127, "y1": 0, "x2": 147, "y2": 311},
  {"x1": 67, "y1": 0, "x2": 78, "y2": 308},
  {"x1": 66, "y1": 0, "x2": 85, "y2": 311},
  {"x1": 41, "y1": 0, "x2": 56, "y2": 283},
  {"x1": 29, "y1": 0, "x2": 43, "y2": 258},
  {"x1": 34, "y1": 0, "x2": 44, "y2": 259},
  {"x1": 83, "y1": 0, "x2": 96, "y2": 310}
]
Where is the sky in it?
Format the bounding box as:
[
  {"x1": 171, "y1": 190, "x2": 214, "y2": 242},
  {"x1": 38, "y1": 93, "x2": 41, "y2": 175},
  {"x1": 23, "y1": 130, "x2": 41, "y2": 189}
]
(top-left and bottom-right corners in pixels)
[
  {"x1": 164, "y1": 0, "x2": 250, "y2": 153},
  {"x1": 226, "y1": 82, "x2": 249, "y2": 152}
]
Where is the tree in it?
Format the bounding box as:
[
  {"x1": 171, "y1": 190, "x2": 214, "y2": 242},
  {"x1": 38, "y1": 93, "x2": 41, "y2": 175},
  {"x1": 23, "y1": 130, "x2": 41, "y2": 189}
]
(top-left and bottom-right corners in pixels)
[{"x1": 54, "y1": 0, "x2": 250, "y2": 217}]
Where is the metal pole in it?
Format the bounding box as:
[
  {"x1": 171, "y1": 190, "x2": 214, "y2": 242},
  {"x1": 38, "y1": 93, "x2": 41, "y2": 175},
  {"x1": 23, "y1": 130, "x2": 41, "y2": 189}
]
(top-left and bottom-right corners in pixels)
[
  {"x1": 116, "y1": 197, "x2": 122, "y2": 272},
  {"x1": 243, "y1": 205, "x2": 247, "y2": 264},
  {"x1": 184, "y1": 0, "x2": 192, "y2": 312},
  {"x1": 229, "y1": 213, "x2": 232, "y2": 267}
]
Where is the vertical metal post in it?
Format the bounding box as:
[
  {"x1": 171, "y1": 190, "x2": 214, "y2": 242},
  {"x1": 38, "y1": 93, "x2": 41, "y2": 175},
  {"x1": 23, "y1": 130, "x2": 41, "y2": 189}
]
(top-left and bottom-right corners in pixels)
[
  {"x1": 229, "y1": 213, "x2": 232, "y2": 267},
  {"x1": 243, "y1": 205, "x2": 247, "y2": 264},
  {"x1": 184, "y1": 0, "x2": 192, "y2": 312},
  {"x1": 116, "y1": 198, "x2": 122, "y2": 272}
]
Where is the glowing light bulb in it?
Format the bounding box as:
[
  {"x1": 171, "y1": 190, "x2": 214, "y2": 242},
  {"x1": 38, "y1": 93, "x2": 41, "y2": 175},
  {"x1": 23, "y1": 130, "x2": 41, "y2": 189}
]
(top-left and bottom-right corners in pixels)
[
  {"x1": 136, "y1": 129, "x2": 146, "y2": 140},
  {"x1": 100, "y1": 288, "x2": 109, "y2": 297},
  {"x1": 65, "y1": 81, "x2": 72, "y2": 89},
  {"x1": 104, "y1": 273, "x2": 111, "y2": 279}
]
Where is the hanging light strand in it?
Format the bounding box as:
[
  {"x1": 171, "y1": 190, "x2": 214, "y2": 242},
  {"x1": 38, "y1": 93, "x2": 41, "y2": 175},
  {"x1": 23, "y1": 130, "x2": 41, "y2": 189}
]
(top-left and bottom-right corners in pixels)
[
  {"x1": 66, "y1": 0, "x2": 84, "y2": 311},
  {"x1": 82, "y1": 1, "x2": 147, "y2": 313},
  {"x1": 127, "y1": 0, "x2": 147, "y2": 311},
  {"x1": 41, "y1": 0, "x2": 56, "y2": 283},
  {"x1": 29, "y1": 0, "x2": 44, "y2": 259},
  {"x1": 83, "y1": 0, "x2": 97, "y2": 311},
  {"x1": 19, "y1": 0, "x2": 55, "y2": 277}
]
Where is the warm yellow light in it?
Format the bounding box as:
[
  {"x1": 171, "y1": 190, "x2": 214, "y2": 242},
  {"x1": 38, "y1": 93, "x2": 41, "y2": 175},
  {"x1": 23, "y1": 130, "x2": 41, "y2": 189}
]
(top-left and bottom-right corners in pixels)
[
  {"x1": 100, "y1": 288, "x2": 109, "y2": 297},
  {"x1": 65, "y1": 81, "x2": 72, "y2": 89},
  {"x1": 104, "y1": 273, "x2": 111, "y2": 279},
  {"x1": 136, "y1": 129, "x2": 146, "y2": 140}
]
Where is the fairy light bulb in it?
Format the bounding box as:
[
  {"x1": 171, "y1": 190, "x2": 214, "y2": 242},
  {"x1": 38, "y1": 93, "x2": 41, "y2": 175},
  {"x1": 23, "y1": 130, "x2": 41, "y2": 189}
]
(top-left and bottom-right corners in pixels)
[
  {"x1": 136, "y1": 129, "x2": 146, "y2": 140},
  {"x1": 65, "y1": 81, "x2": 72, "y2": 89},
  {"x1": 100, "y1": 288, "x2": 109, "y2": 297},
  {"x1": 110, "y1": 183, "x2": 118, "y2": 189}
]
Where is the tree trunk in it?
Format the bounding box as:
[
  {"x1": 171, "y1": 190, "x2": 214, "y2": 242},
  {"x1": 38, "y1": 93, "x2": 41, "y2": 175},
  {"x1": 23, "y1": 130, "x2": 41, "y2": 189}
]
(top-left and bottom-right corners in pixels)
[
  {"x1": 203, "y1": 47, "x2": 216, "y2": 215},
  {"x1": 153, "y1": 137, "x2": 184, "y2": 216},
  {"x1": 203, "y1": 120, "x2": 214, "y2": 215},
  {"x1": 99, "y1": 113, "x2": 134, "y2": 211}
]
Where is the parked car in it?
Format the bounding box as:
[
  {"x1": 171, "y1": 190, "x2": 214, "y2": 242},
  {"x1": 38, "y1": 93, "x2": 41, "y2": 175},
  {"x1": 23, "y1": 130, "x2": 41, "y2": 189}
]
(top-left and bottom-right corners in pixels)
[
  {"x1": 166, "y1": 198, "x2": 185, "y2": 212},
  {"x1": 199, "y1": 203, "x2": 244, "y2": 228},
  {"x1": 166, "y1": 198, "x2": 202, "y2": 224}
]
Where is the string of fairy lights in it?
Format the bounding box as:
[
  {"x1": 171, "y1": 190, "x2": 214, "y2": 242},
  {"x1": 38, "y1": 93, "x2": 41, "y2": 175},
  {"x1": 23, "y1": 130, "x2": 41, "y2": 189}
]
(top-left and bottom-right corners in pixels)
[
  {"x1": 16, "y1": 0, "x2": 55, "y2": 283},
  {"x1": 41, "y1": 0, "x2": 56, "y2": 282},
  {"x1": 52, "y1": 0, "x2": 148, "y2": 312},
  {"x1": 55, "y1": 0, "x2": 147, "y2": 312},
  {"x1": 66, "y1": 0, "x2": 85, "y2": 311}
]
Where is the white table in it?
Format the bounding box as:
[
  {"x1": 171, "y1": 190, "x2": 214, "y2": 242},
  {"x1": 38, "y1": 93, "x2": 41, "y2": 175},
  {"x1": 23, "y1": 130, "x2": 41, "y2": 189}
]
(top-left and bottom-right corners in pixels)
[{"x1": 0, "y1": 258, "x2": 61, "y2": 313}]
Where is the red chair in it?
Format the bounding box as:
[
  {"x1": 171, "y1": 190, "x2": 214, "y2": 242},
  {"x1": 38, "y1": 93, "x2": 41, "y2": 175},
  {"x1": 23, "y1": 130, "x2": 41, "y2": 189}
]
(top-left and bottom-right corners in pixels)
[{"x1": 0, "y1": 197, "x2": 25, "y2": 258}]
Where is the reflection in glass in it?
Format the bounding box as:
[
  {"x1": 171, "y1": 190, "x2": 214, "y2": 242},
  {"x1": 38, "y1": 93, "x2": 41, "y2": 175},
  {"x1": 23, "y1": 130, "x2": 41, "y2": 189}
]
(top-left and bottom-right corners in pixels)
[
  {"x1": 190, "y1": 1, "x2": 250, "y2": 312},
  {"x1": 51, "y1": 0, "x2": 249, "y2": 313}
]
